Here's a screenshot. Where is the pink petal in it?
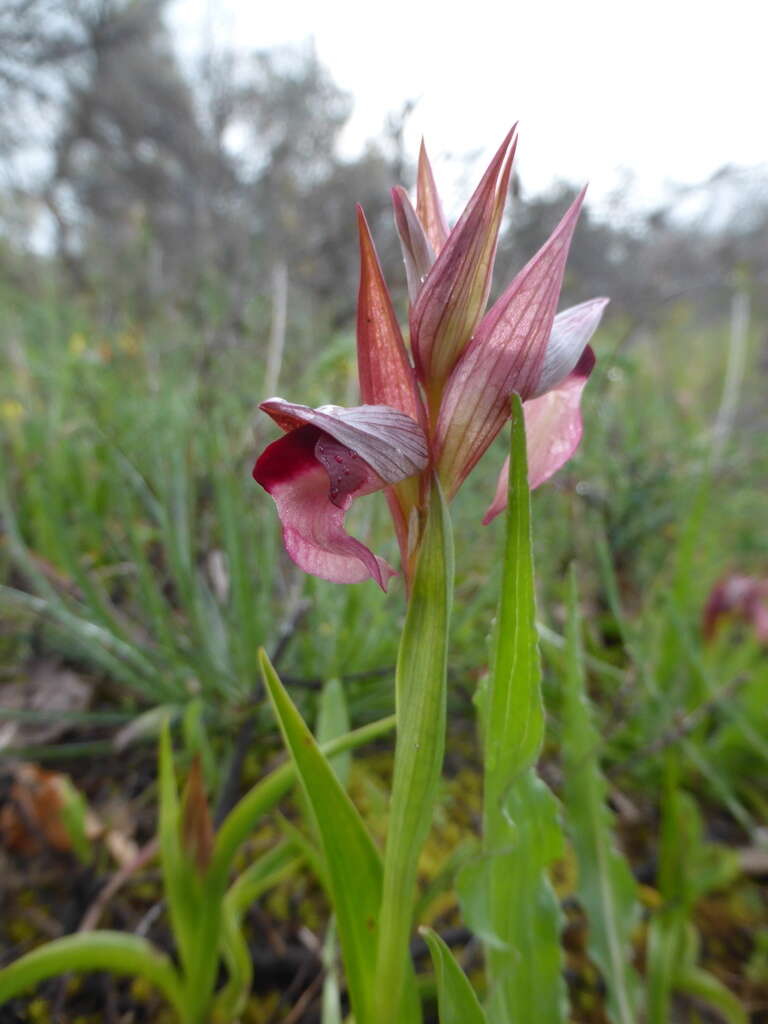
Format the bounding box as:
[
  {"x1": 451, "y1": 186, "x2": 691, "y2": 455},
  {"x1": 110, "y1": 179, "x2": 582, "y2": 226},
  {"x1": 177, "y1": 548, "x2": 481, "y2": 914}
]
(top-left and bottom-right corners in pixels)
[
  {"x1": 259, "y1": 399, "x2": 428, "y2": 484},
  {"x1": 411, "y1": 130, "x2": 517, "y2": 400},
  {"x1": 435, "y1": 189, "x2": 586, "y2": 499},
  {"x1": 392, "y1": 186, "x2": 435, "y2": 303},
  {"x1": 356, "y1": 206, "x2": 425, "y2": 427},
  {"x1": 703, "y1": 574, "x2": 768, "y2": 644},
  {"x1": 483, "y1": 346, "x2": 596, "y2": 524},
  {"x1": 416, "y1": 140, "x2": 450, "y2": 254},
  {"x1": 533, "y1": 298, "x2": 609, "y2": 397},
  {"x1": 254, "y1": 425, "x2": 395, "y2": 589}
]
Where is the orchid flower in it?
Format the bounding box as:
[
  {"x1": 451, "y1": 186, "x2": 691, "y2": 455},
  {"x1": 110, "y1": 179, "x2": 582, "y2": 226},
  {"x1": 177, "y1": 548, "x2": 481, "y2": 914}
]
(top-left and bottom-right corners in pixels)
[
  {"x1": 702, "y1": 573, "x2": 768, "y2": 645},
  {"x1": 253, "y1": 400, "x2": 428, "y2": 590},
  {"x1": 254, "y1": 129, "x2": 608, "y2": 588}
]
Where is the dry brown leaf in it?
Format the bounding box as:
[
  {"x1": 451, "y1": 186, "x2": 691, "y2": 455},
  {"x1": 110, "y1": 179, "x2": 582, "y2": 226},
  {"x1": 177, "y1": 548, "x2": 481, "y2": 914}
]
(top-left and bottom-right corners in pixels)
[{"x1": 0, "y1": 763, "x2": 80, "y2": 854}]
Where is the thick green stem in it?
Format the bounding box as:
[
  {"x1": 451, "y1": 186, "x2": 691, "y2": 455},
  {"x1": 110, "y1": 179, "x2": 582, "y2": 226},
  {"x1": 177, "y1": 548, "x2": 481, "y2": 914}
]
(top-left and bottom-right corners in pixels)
[{"x1": 375, "y1": 477, "x2": 453, "y2": 1024}]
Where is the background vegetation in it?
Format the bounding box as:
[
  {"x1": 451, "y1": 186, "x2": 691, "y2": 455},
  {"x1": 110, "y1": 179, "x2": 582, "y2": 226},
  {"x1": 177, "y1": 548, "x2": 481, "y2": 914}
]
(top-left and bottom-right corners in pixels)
[{"x1": 1, "y1": 1, "x2": 767, "y2": 1020}]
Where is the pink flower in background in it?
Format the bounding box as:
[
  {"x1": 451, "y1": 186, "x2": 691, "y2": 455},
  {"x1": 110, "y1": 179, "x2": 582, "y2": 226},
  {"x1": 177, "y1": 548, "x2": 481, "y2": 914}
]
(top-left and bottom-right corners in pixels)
[
  {"x1": 702, "y1": 574, "x2": 768, "y2": 645},
  {"x1": 254, "y1": 129, "x2": 608, "y2": 585}
]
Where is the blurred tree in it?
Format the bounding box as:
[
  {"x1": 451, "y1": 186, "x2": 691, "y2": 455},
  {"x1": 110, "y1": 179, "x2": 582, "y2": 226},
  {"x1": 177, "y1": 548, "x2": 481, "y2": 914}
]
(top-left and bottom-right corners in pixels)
[
  {"x1": 205, "y1": 42, "x2": 410, "y2": 324},
  {"x1": 1, "y1": 1, "x2": 764, "y2": 346},
  {"x1": 496, "y1": 172, "x2": 768, "y2": 330},
  {"x1": 43, "y1": 0, "x2": 233, "y2": 305},
  {"x1": 37, "y1": 23, "x2": 411, "y2": 342}
]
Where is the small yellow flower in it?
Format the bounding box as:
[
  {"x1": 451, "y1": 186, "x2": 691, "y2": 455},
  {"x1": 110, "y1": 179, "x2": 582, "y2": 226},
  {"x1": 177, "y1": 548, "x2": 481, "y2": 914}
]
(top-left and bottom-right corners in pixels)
[
  {"x1": 0, "y1": 398, "x2": 24, "y2": 422},
  {"x1": 68, "y1": 332, "x2": 87, "y2": 356},
  {"x1": 116, "y1": 329, "x2": 140, "y2": 355}
]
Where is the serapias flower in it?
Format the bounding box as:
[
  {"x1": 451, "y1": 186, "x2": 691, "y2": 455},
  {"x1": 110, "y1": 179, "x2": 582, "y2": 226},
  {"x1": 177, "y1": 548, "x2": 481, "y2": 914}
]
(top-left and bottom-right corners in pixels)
[
  {"x1": 702, "y1": 573, "x2": 768, "y2": 646},
  {"x1": 253, "y1": 400, "x2": 428, "y2": 590},
  {"x1": 255, "y1": 128, "x2": 609, "y2": 586},
  {"x1": 481, "y1": 299, "x2": 608, "y2": 523}
]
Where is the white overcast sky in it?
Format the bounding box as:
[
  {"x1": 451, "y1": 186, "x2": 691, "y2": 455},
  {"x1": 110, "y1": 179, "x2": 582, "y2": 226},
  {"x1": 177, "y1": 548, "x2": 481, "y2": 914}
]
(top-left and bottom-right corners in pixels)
[{"x1": 170, "y1": 0, "x2": 766, "y2": 216}]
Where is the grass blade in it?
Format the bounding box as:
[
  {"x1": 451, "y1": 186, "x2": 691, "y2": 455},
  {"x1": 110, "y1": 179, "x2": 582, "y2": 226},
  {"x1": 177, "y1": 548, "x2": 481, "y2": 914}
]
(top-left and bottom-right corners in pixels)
[{"x1": 561, "y1": 570, "x2": 641, "y2": 1024}]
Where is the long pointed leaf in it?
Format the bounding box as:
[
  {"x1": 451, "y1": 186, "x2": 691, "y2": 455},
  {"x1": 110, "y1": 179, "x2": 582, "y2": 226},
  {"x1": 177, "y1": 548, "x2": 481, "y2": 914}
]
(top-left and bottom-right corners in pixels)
[
  {"x1": 158, "y1": 726, "x2": 221, "y2": 1015},
  {"x1": 158, "y1": 724, "x2": 196, "y2": 979},
  {"x1": 0, "y1": 932, "x2": 188, "y2": 1021},
  {"x1": 465, "y1": 395, "x2": 566, "y2": 1023},
  {"x1": 259, "y1": 649, "x2": 384, "y2": 1024},
  {"x1": 675, "y1": 968, "x2": 747, "y2": 1024},
  {"x1": 210, "y1": 713, "x2": 396, "y2": 885},
  {"x1": 562, "y1": 571, "x2": 641, "y2": 1024},
  {"x1": 422, "y1": 927, "x2": 487, "y2": 1024}
]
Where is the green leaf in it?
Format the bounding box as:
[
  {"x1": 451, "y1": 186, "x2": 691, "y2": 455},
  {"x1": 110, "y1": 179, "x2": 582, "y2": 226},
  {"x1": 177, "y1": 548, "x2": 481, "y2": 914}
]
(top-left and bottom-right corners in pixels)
[
  {"x1": 216, "y1": 840, "x2": 301, "y2": 1021},
  {"x1": 277, "y1": 814, "x2": 328, "y2": 891},
  {"x1": 375, "y1": 475, "x2": 454, "y2": 1024},
  {"x1": 317, "y1": 677, "x2": 351, "y2": 786},
  {"x1": 259, "y1": 648, "x2": 383, "y2": 1024},
  {"x1": 421, "y1": 927, "x2": 486, "y2": 1024},
  {"x1": 646, "y1": 910, "x2": 684, "y2": 1024},
  {"x1": 158, "y1": 725, "x2": 221, "y2": 1017},
  {"x1": 561, "y1": 573, "x2": 643, "y2": 1019},
  {"x1": 181, "y1": 697, "x2": 216, "y2": 789},
  {"x1": 560, "y1": 570, "x2": 641, "y2": 1024},
  {"x1": 158, "y1": 723, "x2": 197, "y2": 979},
  {"x1": 56, "y1": 775, "x2": 93, "y2": 865},
  {"x1": 482, "y1": 403, "x2": 544, "y2": 792},
  {"x1": 648, "y1": 760, "x2": 745, "y2": 1023},
  {"x1": 467, "y1": 395, "x2": 566, "y2": 1023},
  {"x1": 0, "y1": 932, "x2": 188, "y2": 1022},
  {"x1": 676, "y1": 967, "x2": 748, "y2": 1024},
  {"x1": 210, "y1": 712, "x2": 396, "y2": 885}
]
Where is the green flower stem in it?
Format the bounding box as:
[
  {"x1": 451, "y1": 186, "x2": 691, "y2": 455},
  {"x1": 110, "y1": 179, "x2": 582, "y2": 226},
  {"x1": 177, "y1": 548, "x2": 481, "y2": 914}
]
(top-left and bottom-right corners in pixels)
[{"x1": 375, "y1": 477, "x2": 454, "y2": 1024}]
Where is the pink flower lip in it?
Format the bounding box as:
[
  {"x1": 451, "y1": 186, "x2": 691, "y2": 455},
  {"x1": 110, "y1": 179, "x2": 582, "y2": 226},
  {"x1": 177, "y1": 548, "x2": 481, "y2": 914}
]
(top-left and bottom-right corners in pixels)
[{"x1": 254, "y1": 399, "x2": 428, "y2": 590}]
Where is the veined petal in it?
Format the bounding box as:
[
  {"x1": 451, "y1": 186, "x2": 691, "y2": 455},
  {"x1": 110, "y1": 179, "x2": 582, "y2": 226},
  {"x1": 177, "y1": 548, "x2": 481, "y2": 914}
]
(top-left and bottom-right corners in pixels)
[
  {"x1": 483, "y1": 346, "x2": 596, "y2": 524},
  {"x1": 416, "y1": 140, "x2": 449, "y2": 254},
  {"x1": 533, "y1": 297, "x2": 608, "y2": 397},
  {"x1": 356, "y1": 209, "x2": 429, "y2": 570},
  {"x1": 255, "y1": 400, "x2": 428, "y2": 589},
  {"x1": 260, "y1": 399, "x2": 428, "y2": 483},
  {"x1": 392, "y1": 186, "x2": 435, "y2": 303},
  {"x1": 356, "y1": 206, "x2": 425, "y2": 427},
  {"x1": 435, "y1": 188, "x2": 586, "y2": 498},
  {"x1": 254, "y1": 425, "x2": 396, "y2": 589},
  {"x1": 411, "y1": 129, "x2": 517, "y2": 400}
]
